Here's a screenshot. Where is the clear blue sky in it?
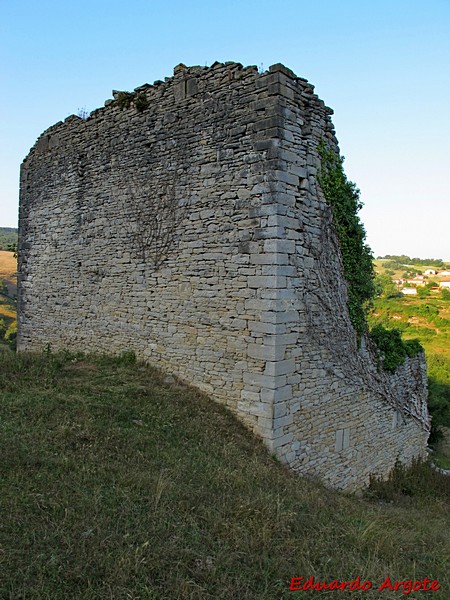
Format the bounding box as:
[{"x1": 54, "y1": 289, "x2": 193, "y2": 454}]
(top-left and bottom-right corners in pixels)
[{"x1": 1, "y1": 0, "x2": 449, "y2": 259}]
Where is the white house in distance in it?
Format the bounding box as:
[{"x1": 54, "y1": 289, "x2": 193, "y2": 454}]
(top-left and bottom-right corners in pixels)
[
  {"x1": 401, "y1": 288, "x2": 418, "y2": 295},
  {"x1": 439, "y1": 281, "x2": 450, "y2": 289},
  {"x1": 424, "y1": 269, "x2": 438, "y2": 276},
  {"x1": 439, "y1": 270, "x2": 450, "y2": 277}
]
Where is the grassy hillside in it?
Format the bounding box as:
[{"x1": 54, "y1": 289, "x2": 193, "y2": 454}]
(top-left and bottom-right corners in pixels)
[
  {"x1": 0, "y1": 350, "x2": 449, "y2": 599},
  {"x1": 370, "y1": 259, "x2": 450, "y2": 467},
  {"x1": 374, "y1": 257, "x2": 450, "y2": 280}
]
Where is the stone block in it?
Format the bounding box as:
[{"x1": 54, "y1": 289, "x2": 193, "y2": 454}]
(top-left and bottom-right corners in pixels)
[
  {"x1": 250, "y1": 253, "x2": 289, "y2": 265},
  {"x1": 264, "y1": 359, "x2": 295, "y2": 376},
  {"x1": 343, "y1": 427, "x2": 350, "y2": 450},
  {"x1": 250, "y1": 402, "x2": 273, "y2": 418},
  {"x1": 249, "y1": 205, "x2": 287, "y2": 218},
  {"x1": 289, "y1": 164, "x2": 307, "y2": 179},
  {"x1": 253, "y1": 116, "x2": 284, "y2": 132},
  {"x1": 248, "y1": 343, "x2": 286, "y2": 361},
  {"x1": 173, "y1": 81, "x2": 186, "y2": 101},
  {"x1": 237, "y1": 400, "x2": 250, "y2": 413},
  {"x1": 243, "y1": 372, "x2": 287, "y2": 389},
  {"x1": 259, "y1": 310, "x2": 299, "y2": 324},
  {"x1": 186, "y1": 78, "x2": 198, "y2": 96},
  {"x1": 268, "y1": 63, "x2": 297, "y2": 79},
  {"x1": 273, "y1": 403, "x2": 287, "y2": 419},
  {"x1": 247, "y1": 321, "x2": 287, "y2": 334},
  {"x1": 261, "y1": 265, "x2": 296, "y2": 277},
  {"x1": 259, "y1": 290, "x2": 296, "y2": 303},
  {"x1": 263, "y1": 239, "x2": 295, "y2": 254},
  {"x1": 257, "y1": 416, "x2": 274, "y2": 432},
  {"x1": 273, "y1": 413, "x2": 294, "y2": 429},
  {"x1": 263, "y1": 333, "x2": 298, "y2": 346},
  {"x1": 271, "y1": 432, "x2": 294, "y2": 448},
  {"x1": 245, "y1": 298, "x2": 283, "y2": 311},
  {"x1": 268, "y1": 82, "x2": 294, "y2": 100},
  {"x1": 260, "y1": 385, "x2": 293, "y2": 402},
  {"x1": 247, "y1": 275, "x2": 287, "y2": 289},
  {"x1": 240, "y1": 390, "x2": 260, "y2": 402},
  {"x1": 272, "y1": 170, "x2": 299, "y2": 186}
]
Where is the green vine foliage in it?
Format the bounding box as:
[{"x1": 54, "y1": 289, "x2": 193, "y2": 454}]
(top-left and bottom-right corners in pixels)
[
  {"x1": 115, "y1": 91, "x2": 149, "y2": 113},
  {"x1": 317, "y1": 142, "x2": 422, "y2": 369},
  {"x1": 370, "y1": 325, "x2": 423, "y2": 373},
  {"x1": 115, "y1": 91, "x2": 135, "y2": 109},
  {"x1": 135, "y1": 93, "x2": 150, "y2": 113},
  {"x1": 317, "y1": 141, "x2": 375, "y2": 337}
]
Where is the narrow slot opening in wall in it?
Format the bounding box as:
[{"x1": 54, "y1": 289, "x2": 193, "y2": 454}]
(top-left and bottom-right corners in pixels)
[{"x1": 335, "y1": 427, "x2": 350, "y2": 452}]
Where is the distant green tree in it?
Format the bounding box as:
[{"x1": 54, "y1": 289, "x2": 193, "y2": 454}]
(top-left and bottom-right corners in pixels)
[
  {"x1": 370, "y1": 324, "x2": 422, "y2": 372},
  {"x1": 384, "y1": 260, "x2": 403, "y2": 270},
  {"x1": 374, "y1": 274, "x2": 399, "y2": 298},
  {"x1": 417, "y1": 286, "x2": 431, "y2": 299},
  {"x1": 380, "y1": 255, "x2": 444, "y2": 268},
  {"x1": 0, "y1": 227, "x2": 18, "y2": 251}
]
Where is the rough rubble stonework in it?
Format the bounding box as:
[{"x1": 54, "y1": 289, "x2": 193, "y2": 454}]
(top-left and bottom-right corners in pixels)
[{"x1": 18, "y1": 62, "x2": 430, "y2": 491}]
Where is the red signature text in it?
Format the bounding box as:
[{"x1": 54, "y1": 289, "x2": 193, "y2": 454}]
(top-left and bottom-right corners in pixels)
[{"x1": 290, "y1": 575, "x2": 441, "y2": 594}]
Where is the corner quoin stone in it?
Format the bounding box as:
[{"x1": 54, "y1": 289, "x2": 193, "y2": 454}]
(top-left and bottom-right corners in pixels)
[{"x1": 17, "y1": 61, "x2": 430, "y2": 492}]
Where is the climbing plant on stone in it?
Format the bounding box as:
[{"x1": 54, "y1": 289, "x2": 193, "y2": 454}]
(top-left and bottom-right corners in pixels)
[
  {"x1": 318, "y1": 141, "x2": 375, "y2": 337},
  {"x1": 123, "y1": 178, "x2": 189, "y2": 270}
]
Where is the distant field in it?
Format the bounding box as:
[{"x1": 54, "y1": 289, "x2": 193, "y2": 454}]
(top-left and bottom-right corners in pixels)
[
  {"x1": 372, "y1": 258, "x2": 450, "y2": 360},
  {"x1": 0, "y1": 250, "x2": 17, "y2": 332},
  {"x1": 370, "y1": 295, "x2": 450, "y2": 358},
  {"x1": 374, "y1": 258, "x2": 450, "y2": 281},
  {"x1": 0, "y1": 250, "x2": 17, "y2": 296}
]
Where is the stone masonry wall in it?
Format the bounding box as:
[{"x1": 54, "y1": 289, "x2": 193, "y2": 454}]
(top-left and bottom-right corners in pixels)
[{"x1": 18, "y1": 62, "x2": 430, "y2": 491}]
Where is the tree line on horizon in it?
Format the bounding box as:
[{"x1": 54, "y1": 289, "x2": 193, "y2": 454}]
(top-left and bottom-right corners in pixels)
[
  {"x1": 377, "y1": 255, "x2": 447, "y2": 268},
  {"x1": 0, "y1": 228, "x2": 18, "y2": 252}
]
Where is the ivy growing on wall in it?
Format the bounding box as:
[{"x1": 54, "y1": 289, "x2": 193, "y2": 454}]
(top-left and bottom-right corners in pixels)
[
  {"x1": 317, "y1": 141, "x2": 423, "y2": 370},
  {"x1": 370, "y1": 325, "x2": 423, "y2": 372},
  {"x1": 123, "y1": 179, "x2": 188, "y2": 270},
  {"x1": 317, "y1": 141, "x2": 375, "y2": 337}
]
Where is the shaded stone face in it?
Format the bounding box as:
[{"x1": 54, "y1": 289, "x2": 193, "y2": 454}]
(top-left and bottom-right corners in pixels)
[{"x1": 18, "y1": 62, "x2": 429, "y2": 491}]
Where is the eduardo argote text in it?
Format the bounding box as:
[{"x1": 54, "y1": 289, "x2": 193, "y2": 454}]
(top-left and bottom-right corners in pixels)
[{"x1": 289, "y1": 575, "x2": 441, "y2": 594}]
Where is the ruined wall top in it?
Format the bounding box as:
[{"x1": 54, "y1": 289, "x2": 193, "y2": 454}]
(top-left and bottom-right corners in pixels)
[{"x1": 26, "y1": 62, "x2": 334, "y2": 159}]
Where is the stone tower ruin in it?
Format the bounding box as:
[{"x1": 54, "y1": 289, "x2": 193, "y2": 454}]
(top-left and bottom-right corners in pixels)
[{"x1": 18, "y1": 62, "x2": 430, "y2": 490}]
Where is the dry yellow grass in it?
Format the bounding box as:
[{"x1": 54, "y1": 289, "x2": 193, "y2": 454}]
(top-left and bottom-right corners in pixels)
[
  {"x1": 0, "y1": 249, "x2": 17, "y2": 278},
  {"x1": 0, "y1": 303, "x2": 15, "y2": 320},
  {"x1": 0, "y1": 250, "x2": 17, "y2": 323},
  {"x1": 0, "y1": 250, "x2": 17, "y2": 295}
]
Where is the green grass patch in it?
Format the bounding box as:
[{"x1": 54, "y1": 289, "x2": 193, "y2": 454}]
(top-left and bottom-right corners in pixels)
[
  {"x1": 366, "y1": 458, "x2": 450, "y2": 504},
  {"x1": 0, "y1": 351, "x2": 449, "y2": 599}
]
